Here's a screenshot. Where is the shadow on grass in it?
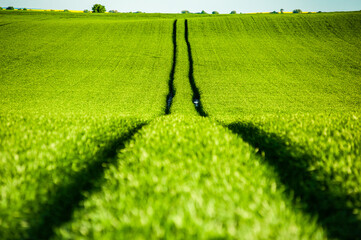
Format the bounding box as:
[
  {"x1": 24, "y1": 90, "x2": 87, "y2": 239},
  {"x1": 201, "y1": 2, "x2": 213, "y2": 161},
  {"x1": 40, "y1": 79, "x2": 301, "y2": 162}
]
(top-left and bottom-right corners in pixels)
[
  {"x1": 26, "y1": 123, "x2": 146, "y2": 240},
  {"x1": 227, "y1": 122, "x2": 361, "y2": 240}
]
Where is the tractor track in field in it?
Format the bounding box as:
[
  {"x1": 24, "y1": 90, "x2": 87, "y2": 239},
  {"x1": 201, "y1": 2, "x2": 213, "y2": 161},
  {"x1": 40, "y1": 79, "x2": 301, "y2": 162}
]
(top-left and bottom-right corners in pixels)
[
  {"x1": 180, "y1": 18, "x2": 361, "y2": 238},
  {"x1": 227, "y1": 122, "x2": 361, "y2": 240},
  {"x1": 165, "y1": 19, "x2": 207, "y2": 116},
  {"x1": 165, "y1": 20, "x2": 177, "y2": 115},
  {"x1": 185, "y1": 19, "x2": 207, "y2": 117},
  {"x1": 26, "y1": 124, "x2": 147, "y2": 240},
  {"x1": 0, "y1": 23, "x2": 13, "y2": 27}
]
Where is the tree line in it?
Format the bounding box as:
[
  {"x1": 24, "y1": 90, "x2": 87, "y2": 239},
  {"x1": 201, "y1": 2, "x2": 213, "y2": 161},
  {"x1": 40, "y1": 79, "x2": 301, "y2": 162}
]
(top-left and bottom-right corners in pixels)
[{"x1": 0, "y1": 5, "x2": 320, "y2": 14}]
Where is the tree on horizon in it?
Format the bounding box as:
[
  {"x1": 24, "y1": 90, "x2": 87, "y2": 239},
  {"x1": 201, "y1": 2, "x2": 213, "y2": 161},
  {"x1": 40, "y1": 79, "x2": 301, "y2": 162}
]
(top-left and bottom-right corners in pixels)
[{"x1": 92, "y1": 4, "x2": 106, "y2": 13}]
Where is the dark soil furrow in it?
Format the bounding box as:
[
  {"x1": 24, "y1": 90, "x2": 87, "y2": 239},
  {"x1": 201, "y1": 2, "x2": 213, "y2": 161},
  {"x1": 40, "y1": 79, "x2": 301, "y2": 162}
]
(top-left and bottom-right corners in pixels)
[
  {"x1": 165, "y1": 20, "x2": 177, "y2": 115},
  {"x1": 185, "y1": 19, "x2": 207, "y2": 117}
]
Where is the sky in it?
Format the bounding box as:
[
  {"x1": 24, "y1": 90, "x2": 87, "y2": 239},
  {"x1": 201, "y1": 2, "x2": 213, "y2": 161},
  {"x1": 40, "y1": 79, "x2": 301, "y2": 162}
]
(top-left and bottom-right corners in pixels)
[{"x1": 1, "y1": 0, "x2": 361, "y2": 13}]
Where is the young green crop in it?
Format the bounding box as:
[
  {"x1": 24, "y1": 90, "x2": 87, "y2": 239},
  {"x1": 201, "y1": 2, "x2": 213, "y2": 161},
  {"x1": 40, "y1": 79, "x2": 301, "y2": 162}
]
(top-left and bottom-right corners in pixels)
[
  {"x1": 0, "y1": 113, "x2": 145, "y2": 239},
  {"x1": 187, "y1": 13, "x2": 361, "y2": 117},
  {"x1": 186, "y1": 13, "x2": 361, "y2": 238},
  {"x1": 0, "y1": 13, "x2": 174, "y2": 118},
  {"x1": 1, "y1": 10, "x2": 360, "y2": 240},
  {"x1": 52, "y1": 115, "x2": 325, "y2": 239},
  {"x1": 222, "y1": 113, "x2": 361, "y2": 239}
]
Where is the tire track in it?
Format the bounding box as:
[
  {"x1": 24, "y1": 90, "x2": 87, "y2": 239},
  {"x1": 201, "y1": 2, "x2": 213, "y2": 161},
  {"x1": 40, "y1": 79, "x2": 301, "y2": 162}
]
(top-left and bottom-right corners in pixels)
[
  {"x1": 165, "y1": 20, "x2": 177, "y2": 115},
  {"x1": 185, "y1": 19, "x2": 208, "y2": 117},
  {"x1": 227, "y1": 122, "x2": 361, "y2": 240},
  {"x1": 26, "y1": 123, "x2": 147, "y2": 240},
  {"x1": 0, "y1": 23, "x2": 12, "y2": 27}
]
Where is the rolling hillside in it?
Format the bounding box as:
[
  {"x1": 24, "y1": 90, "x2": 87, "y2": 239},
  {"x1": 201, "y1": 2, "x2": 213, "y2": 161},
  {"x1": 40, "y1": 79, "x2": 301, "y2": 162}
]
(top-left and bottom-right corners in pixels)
[{"x1": 0, "y1": 11, "x2": 360, "y2": 239}]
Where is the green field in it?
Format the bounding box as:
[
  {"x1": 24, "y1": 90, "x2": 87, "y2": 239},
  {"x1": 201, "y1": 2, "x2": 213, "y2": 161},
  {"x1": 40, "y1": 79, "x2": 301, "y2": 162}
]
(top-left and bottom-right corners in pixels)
[{"x1": 1, "y1": 10, "x2": 360, "y2": 239}]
